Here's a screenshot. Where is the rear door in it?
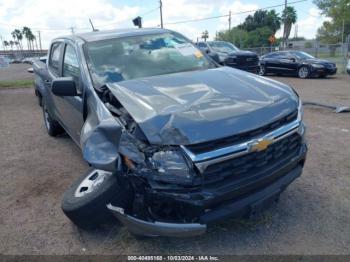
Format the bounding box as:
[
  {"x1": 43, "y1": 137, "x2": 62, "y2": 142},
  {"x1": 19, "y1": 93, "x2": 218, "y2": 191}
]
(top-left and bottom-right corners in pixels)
[{"x1": 49, "y1": 41, "x2": 84, "y2": 144}]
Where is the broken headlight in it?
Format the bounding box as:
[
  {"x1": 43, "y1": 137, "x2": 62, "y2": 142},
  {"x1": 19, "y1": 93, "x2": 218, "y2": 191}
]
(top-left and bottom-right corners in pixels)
[{"x1": 151, "y1": 150, "x2": 195, "y2": 185}]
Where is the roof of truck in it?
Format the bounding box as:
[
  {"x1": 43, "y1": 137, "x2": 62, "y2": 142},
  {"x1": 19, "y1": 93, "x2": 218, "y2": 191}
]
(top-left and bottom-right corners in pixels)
[{"x1": 57, "y1": 28, "x2": 170, "y2": 43}]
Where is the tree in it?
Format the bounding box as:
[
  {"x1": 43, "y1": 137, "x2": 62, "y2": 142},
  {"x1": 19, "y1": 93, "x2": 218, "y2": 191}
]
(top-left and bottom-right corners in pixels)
[
  {"x1": 238, "y1": 10, "x2": 281, "y2": 33},
  {"x1": 282, "y1": 6, "x2": 297, "y2": 45},
  {"x1": 314, "y1": 0, "x2": 350, "y2": 44},
  {"x1": 9, "y1": 40, "x2": 14, "y2": 52},
  {"x1": 22, "y1": 26, "x2": 35, "y2": 50},
  {"x1": 216, "y1": 9, "x2": 281, "y2": 48},
  {"x1": 12, "y1": 29, "x2": 23, "y2": 51},
  {"x1": 201, "y1": 30, "x2": 209, "y2": 42},
  {"x1": 3, "y1": 40, "x2": 9, "y2": 51}
]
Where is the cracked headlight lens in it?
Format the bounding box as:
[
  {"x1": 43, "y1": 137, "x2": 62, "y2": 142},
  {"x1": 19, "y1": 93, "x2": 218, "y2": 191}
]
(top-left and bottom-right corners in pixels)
[{"x1": 151, "y1": 150, "x2": 194, "y2": 185}]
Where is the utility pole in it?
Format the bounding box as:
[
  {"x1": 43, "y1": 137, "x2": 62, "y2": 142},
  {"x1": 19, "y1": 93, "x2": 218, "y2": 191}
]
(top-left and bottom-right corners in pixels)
[
  {"x1": 341, "y1": 19, "x2": 345, "y2": 44},
  {"x1": 282, "y1": 0, "x2": 287, "y2": 48},
  {"x1": 159, "y1": 0, "x2": 164, "y2": 28},
  {"x1": 228, "y1": 11, "x2": 232, "y2": 30},
  {"x1": 37, "y1": 31, "x2": 42, "y2": 52},
  {"x1": 0, "y1": 35, "x2": 4, "y2": 52}
]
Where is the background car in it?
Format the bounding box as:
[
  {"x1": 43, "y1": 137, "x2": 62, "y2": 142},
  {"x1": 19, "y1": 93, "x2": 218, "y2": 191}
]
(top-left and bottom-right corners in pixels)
[
  {"x1": 259, "y1": 50, "x2": 337, "y2": 79},
  {"x1": 347, "y1": 58, "x2": 350, "y2": 75},
  {"x1": 196, "y1": 41, "x2": 259, "y2": 73}
]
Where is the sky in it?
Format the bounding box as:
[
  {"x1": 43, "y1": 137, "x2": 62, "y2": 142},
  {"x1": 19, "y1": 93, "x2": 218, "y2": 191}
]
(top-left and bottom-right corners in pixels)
[{"x1": 0, "y1": 0, "x2": 327, "y2": 49}]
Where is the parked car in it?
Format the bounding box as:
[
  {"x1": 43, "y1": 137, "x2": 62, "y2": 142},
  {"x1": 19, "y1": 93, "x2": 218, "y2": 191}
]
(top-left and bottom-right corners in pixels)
[
  {"x1": 30, "y1": 28, "x2": 307, "y2": 237},
  {"x1": 347, "y1": 58, "x2": 350, "y2": 75},
  {"x1": 196, "y1": 41, "x2": 259, "y2": 73},
  {"x1": 259, "y1": 50, "x2": 337, "y2": 78}
]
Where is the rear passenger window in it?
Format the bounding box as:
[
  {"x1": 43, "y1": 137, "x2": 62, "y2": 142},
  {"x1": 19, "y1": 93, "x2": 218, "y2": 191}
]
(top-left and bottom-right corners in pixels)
[
  {"x1": 63, "y1": 44, "x2": 80, "y2": 87},
  {"x1": 49, "y1": 42, "x2": 62, "y2": 76}
]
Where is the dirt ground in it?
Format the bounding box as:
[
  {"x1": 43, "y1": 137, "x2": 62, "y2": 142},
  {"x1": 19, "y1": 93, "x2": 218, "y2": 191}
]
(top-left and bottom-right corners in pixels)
[
  {"x1": 0, "y1": 64, "x2": 34, "y2": 81},
  {"x1": 0, "y1": 65, "x2": 349, "y2": 255}
]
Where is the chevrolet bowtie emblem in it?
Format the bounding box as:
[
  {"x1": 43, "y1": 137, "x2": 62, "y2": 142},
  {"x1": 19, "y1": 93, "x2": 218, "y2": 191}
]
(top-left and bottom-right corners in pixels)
[{"x1": 250, "y1": 139, "x2": 273, "y2": 152}]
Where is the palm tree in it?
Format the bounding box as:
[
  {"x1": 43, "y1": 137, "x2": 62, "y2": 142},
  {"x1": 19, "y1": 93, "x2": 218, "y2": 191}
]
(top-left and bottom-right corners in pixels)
[
  {"x1": 282, "y1": 6, "x2": 297, "y2": 47},
  {"x1": 3, "y1": 40, "x2": 9, "y2": 51},
  {"x1": 22, "y1": 26, "x2": 33, "y2": 50},
  {"x1": 201, "y1": 30, "x2": 209, "y2": 42},
  {"x1": 9, "y1": 40, "x2": 14, "y2": 52},
  {"x1": 12, "y1": 29, "x2": 23, "y2": 51},
  {"x1": 28, "y1": 32, "x2": 36, "y2": 52}
]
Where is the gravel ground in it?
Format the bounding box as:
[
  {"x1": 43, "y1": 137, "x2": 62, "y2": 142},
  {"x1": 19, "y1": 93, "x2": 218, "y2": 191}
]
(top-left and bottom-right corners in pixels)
[{"x1": 0, "y1": 72, "x2": 349, "y2": 255}]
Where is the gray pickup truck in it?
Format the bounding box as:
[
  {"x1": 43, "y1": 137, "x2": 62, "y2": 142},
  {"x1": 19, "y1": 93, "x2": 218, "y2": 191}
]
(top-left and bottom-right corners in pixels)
[{"x1": 31, "y1": 28, "x2": 307, "y2": 237}]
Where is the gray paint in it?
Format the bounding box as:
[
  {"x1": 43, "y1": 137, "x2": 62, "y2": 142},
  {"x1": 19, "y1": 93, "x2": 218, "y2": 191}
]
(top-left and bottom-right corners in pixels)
[{"x1": 107, "y1": 66, "x2": 298, "y2": 145}]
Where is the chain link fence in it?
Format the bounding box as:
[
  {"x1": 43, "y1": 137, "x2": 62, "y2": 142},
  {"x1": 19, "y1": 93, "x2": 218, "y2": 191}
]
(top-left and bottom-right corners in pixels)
[{"x1": 244, "y1": 43, "x2": 350, "y2": 74}]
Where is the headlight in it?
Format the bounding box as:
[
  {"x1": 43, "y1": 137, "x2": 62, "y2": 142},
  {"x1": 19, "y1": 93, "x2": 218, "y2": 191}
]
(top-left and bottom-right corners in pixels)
[
  {"x1": 298, "y1": 98, "x2": 304, "y2": 121},
  {"x1": 151, "y1": 150, "x2": 194, "y2": 185},
  {"x1": 297, "y1": 98, "x2": 306, "y2": 142},
  {"x1": 311, "y1": 63, "x2": 324, "y2": 68}
]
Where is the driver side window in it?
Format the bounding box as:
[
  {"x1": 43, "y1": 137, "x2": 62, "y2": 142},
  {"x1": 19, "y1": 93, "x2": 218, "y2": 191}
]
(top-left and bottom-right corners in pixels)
[{"x1": 63, "y1": 44, "x2": 81, "y2": 91}]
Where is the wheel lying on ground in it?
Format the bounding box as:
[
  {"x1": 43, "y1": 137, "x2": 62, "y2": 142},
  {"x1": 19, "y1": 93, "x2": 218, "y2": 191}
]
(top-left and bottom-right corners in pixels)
[
  {"x1": 298, "y1": 66, "x2": 309, "y2": 79},
  {"x1": 62, "y1": 168, "x2": 133, "y2": 229},
  {"x1": 258, "y1": 65, "x2": 266, "y2": 76},
  {"x1": 42, "y1": 101, "x2": 64, "y2": 136}
]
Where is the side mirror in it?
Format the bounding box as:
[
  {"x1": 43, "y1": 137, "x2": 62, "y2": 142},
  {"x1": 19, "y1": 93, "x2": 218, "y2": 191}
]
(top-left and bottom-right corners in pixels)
[
  {"x1": 205, "y1": 48, "x2": 210, "y2": 54},
  {"x1": 27, "y1": 68, "x2": 34, "y2": 73},
  {"x1": 51, "y1": 77, "x2": 78, "y2": 96},
  {"x1": 289, "y1": 57, "x2": 296, "y2": 62}
]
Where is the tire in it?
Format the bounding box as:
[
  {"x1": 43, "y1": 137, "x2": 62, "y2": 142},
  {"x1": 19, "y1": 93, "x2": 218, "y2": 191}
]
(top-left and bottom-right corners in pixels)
[
  {"x1": 34, "y1": 89, "x2": 42, "y2": 107},
  {"x1": 62, "y1": 168, "x2": 133, "y2": 229},
  {"x1": 42, "y1": 101, "x2": 64, "y2": 136},
  {"x1": 258, "y1": 65, "x2": 266, "y2": 76},
  {"x1": 298, "y1": 66, "x2": 309, "y2": 79}
]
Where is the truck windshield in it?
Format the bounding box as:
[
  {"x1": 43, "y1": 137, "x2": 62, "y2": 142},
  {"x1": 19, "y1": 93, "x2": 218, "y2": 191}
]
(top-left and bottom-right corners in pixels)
[
  {"x1": 85, "y1": 32, "x2": 214, "y2": 86},
  {"x1": 209, "y1": 41, "x2": 239, "y2": 53}
]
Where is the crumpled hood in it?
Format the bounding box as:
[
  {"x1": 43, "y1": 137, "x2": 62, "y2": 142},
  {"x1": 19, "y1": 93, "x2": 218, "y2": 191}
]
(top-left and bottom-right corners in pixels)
[{"x1": 107, "y1": 67, "x2": 298, "y2": 145}]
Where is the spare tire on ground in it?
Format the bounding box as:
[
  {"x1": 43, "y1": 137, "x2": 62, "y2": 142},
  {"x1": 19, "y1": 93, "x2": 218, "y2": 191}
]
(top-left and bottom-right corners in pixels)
[{"x1": 62, "y1": 168, "x2": 133, "y2": 229}]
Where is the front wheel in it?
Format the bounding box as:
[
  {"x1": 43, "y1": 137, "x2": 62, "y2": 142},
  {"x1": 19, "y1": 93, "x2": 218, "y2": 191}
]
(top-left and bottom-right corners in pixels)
[
  {"x1": 258, "y1": 65, "x2": 266, "y2": 76},
  {"x1": 298, "y1": 66, "x2": 309, "y2": 79},
  {"x1": 62, "y1": 168, "x2": 133, "y2": 229}
]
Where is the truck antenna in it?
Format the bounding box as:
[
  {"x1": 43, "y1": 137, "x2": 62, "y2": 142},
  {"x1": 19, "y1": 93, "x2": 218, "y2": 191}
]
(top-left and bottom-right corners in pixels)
[{"x1": 89, "y1": 18, "x2": 98, "y2": 32}]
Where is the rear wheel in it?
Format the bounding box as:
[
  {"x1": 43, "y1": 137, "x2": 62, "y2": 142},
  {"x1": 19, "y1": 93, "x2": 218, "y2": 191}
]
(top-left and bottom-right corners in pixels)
[
  {"x1": 62, "y1": 169, "x2": 133, "y2": 229},
  {"x1": 42, "y1": 102, "x2": 64, "y2": 136},
  {"x1": 298, "y1": 66, "x2": 309, "y2": 79}
]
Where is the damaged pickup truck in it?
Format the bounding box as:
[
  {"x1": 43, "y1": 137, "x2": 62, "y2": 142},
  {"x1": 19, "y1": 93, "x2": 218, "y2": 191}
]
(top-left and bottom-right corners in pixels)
[{"x1": 31, "y1": 28, "x2": 307, "y2": 237}]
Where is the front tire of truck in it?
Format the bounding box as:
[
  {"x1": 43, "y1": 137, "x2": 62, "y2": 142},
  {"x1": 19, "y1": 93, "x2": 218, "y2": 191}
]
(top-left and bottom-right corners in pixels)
[
  {"x1": 42, "y1": 102, "x2": 64, "y2": 136},
  {"x1": 62, "y1": 168, "x2": 133, "y2": 229}
]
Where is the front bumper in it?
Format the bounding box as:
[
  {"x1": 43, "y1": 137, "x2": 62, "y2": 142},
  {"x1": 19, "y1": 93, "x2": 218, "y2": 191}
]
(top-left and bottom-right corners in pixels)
[
  {"x1": 311, "y1": 66, "x2": 337, "y2": 76},
  {"x1": 107, "y1": 204, "x2": 207, "y2": 237},
  {"x1": 108, "y1": 144, "x2": 307, "y2": 237},
  {"x1": 224, "y1": 63, "x2": 259, "y2": 73}
]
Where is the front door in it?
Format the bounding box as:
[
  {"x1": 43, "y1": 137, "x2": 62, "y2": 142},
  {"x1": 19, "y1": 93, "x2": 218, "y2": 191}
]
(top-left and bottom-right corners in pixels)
[{"x1": 49, "y1": 42, "x2": 84, "y2": 143}]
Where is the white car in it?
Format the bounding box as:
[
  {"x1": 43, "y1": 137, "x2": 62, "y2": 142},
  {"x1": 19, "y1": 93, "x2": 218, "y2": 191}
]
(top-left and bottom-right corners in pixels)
[{"x1": 347, "y1": 59, "x2": 350, "y2": 75}]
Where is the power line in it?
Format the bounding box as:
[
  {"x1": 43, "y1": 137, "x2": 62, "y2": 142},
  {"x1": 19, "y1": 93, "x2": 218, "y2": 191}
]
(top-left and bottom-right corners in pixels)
[{"x1": 164, "y1": 0, "x2": 307, "y2": 25}]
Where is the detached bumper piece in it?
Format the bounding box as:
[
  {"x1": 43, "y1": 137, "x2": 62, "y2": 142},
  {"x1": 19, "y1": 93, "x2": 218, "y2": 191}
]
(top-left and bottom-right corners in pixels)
[{"x1": 106, "y1": 204, "x2": 207, "y2": 237}]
